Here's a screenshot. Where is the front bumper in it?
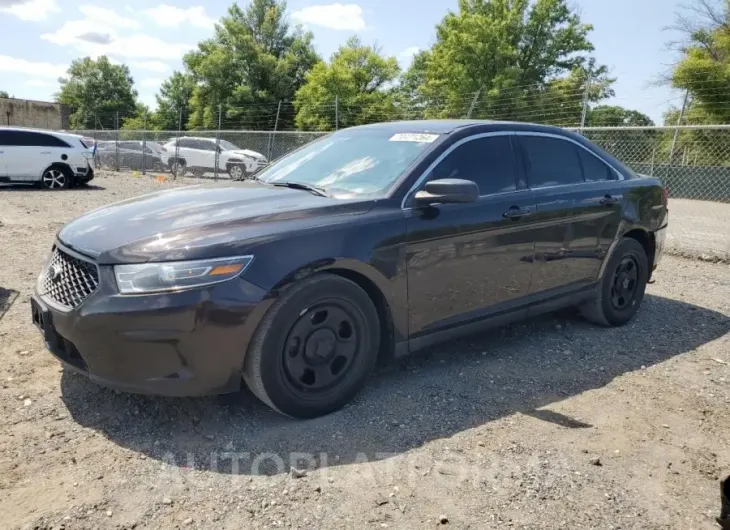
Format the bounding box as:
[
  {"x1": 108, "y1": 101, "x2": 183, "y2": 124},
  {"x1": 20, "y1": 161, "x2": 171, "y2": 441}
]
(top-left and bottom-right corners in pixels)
[{"x1": 31, "y1": 273, "x2": 272, "y2": 396}]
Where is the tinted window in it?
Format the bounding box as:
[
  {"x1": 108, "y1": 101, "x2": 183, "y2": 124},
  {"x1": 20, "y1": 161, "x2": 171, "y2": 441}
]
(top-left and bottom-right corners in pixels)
[
  {"x1": 178, "y1": 138, "x2": 195, "y2": 148},
  {"x1": 578, "y1": 148, "x2": 614, "y2": 182},
  {"x1": 0, "y1": 130, "x2": 70, "y2": 147},
  {"x1": 521, "y1": 136, "x2": 583, "y2": 188},
  {"x1": 429, "y1": 136, "x2": 516, "y2": 195},
  {"x1": 196, "y1": 139, "x2": 216, "y2": 151}
]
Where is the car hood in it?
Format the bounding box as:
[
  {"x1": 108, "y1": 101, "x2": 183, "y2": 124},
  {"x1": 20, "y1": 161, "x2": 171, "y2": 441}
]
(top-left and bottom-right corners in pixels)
[
  {"x1": 58, "y1": 182, "x2": 373, "y2": 264},
  {"x1": 228, "y1": 149, "x2": 265, "y2": 159}
]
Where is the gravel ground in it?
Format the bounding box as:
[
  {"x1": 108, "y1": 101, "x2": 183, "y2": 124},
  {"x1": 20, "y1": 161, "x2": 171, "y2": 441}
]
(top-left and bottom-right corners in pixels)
[{"x1": 1, "y1": 172, "x2": 729, "y2": 529}]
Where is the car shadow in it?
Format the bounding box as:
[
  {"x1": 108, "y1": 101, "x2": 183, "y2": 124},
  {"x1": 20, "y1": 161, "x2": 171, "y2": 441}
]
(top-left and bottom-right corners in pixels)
[
  {"x1": 60, "y1": 294, "x2": 730, "y2": 476},
  {"x1": 0, "y1": 183, "x2": 106, "y2": 191},
  {"x1": 0, "y1": 287, "x2": 19, "y2": 321}
]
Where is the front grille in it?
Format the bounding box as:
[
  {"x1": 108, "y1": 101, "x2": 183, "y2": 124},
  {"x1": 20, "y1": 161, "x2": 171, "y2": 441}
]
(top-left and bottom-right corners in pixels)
[{"x1": 41, "y1": 247, "x2": 99, "y2": 309}]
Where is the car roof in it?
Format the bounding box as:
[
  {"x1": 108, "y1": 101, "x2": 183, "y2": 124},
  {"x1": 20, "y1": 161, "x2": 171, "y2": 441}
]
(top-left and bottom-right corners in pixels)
[
  {"x1": 0, "y1": 126, "x2": 83, "y2": 139},
  {"x1": 345, "y1": 119, "x2": 570, "y2": 136}
]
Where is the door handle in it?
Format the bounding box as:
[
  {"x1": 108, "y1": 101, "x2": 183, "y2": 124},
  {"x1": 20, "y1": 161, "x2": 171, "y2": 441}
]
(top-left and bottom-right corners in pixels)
[
  {"x1": 503, "y1": 207, "x2": 532, "y2": 219},
  {"x1": 600, "y1": 195, "x2": 619, "y2": 206}
]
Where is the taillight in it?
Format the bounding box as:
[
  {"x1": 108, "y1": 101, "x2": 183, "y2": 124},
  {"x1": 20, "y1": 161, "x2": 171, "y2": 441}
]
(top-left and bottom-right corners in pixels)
[{"x1": 662, "y1": 187, "x2": 669, "y2": 205}]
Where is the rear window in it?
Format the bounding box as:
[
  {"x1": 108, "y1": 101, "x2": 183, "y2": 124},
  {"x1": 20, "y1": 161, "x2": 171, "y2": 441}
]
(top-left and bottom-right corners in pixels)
[{"x1": 79, "y1": 138, "x2": 89, "y2": 149}]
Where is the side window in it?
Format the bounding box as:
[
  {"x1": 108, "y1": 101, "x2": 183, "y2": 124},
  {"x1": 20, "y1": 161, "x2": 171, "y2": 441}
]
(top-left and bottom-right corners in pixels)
[
  {"x1": 29, "y1": 132, "x2": 70, "y2": 147},
  {"x1": 429, "y1": 135, "x2": 517, "y2": 195},
  {"x1": 0, "y1": 130, "x2": 11, "y2": 145},
  {"x1": 178, "y1": 138, "x2": 194, "y2": 149},
  {"x1": 520, "y1": 136, "x2": 583, "y2": 188},
  {"x1": 197, "y1": 139, "x2": 216, "y2": 151},
  {"x1": 578, "y1": 148, "x2": 614, "y2": 182}
]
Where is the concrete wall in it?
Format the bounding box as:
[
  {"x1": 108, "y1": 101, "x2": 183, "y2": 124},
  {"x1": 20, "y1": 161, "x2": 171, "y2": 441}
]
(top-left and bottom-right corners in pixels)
[{"x1": 0, "y1": 98, "x2": 69, "y2": 130}]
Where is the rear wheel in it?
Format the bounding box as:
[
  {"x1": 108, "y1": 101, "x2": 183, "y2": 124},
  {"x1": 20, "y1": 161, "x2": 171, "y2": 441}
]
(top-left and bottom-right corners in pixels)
[
  {"x1": 580, "y1": 237, "x2": 649, "y2": 327},
  {"x1": 191, "y1": 167, "x2": 206, "y2": 178},
  {"x1": 243, "y1": 274, "x2": 380, "y2": 418},
  {"x1": 40, "y1": 167, "x2": 71, "y2": 190},
  {"x1": 170, "y1": 159, "x2": 186, "y2": 178}
]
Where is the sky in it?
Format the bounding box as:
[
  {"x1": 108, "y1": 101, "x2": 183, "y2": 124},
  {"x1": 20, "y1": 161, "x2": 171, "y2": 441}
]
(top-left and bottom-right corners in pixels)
[{"x1": 0, "y1": 0, "x2": 690, "y2": 123}]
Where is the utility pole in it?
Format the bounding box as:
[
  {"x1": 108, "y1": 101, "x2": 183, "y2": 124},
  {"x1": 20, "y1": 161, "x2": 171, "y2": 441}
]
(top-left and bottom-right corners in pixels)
[
  {"x1": 669, "y1": 90, "x2": 690, "y2": 163},
  {"x1": 214, "y1": 104, "x2": 222, "y2": 181},
  {"x1": 335, "y1": 95, "x2": 339, "y2": 131},
  {"x1": 142, "y1": 111, "x2": 147, "y2": 176},
  {"x1": 580, "y1": 75, "x2": 592, "y2": 132},
  {"x1": 466, "y1": 88, "x2": 482, "y2": 119},
  {"x1": 268, "y1": 100, "x2": 281, "y2": 161}
]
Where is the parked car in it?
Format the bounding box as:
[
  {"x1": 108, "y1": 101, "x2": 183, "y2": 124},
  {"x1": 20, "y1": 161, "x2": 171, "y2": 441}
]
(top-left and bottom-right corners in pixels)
[
  {"x1": 31, "y1": 120, "x2": 669, "y2": 418},
  {"x1": 0, "y1": 127, "x2": 94, "y2": 189},
  {"x1": 96, "y1": 140, "x2": 166, "y2": 172},
  {"x1": 159, "y1": 136, "x2": 268, "y2": 179}
]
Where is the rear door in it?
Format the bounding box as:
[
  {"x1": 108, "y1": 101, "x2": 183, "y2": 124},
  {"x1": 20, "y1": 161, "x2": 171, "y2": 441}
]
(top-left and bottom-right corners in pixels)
[
  {"x1": 515, "y1": 133, "x2": 622, "y2": 297},
  {"x1": 0, "y1": 130, "x2": 9, "y2": 177},
  {"x1": 5, "y1": 131, "x2": 68, "y2": 180}
]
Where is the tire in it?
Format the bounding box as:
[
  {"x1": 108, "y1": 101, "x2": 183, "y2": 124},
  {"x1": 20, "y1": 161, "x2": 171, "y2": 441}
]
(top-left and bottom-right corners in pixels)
[
  {"x1": 152, "y1": 161, "x2": 165, "y2": 173},
  {"x1": 227, "y1": 164, "x2": 246, "y2": 181},
  {"x1": 243, "y1": 273, "x2": 381, "y2": 419},
  {"x1": 40, "y1": 166, "x2": 71, "y2": 190},
  {"x1": 191, "y1": 167, "x2": 206, "y2": 178},
  {"x1": 580, "y1": 237, "x2": 649, "y2": 327},
  {"x1": 170, "y1": 159, "x2": 186, "y2": 177}
]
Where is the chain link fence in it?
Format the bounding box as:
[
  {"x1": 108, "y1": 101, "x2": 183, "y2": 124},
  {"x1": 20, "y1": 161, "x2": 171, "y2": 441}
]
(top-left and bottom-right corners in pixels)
[{"x1": 71, "y1": 125, "x2": 730, "y2": 204}]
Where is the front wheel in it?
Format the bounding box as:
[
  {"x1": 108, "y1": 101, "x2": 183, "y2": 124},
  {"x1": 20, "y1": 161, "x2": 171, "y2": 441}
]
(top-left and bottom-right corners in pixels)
[
  {"x1": 243, "y1": 274, "x2": 381, "y2": 418},
  {"x1": 580, "y1": 237, "x2": 649, "y2": 327},
  {"x1": 227, "y1": 164, "x2": 247, "y2": 181}
]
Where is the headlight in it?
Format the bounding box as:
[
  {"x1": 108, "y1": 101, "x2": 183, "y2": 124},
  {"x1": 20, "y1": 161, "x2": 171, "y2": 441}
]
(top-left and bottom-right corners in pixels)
[{"x1": 114, "y1": 255, "x2": 254, "y2": 294}]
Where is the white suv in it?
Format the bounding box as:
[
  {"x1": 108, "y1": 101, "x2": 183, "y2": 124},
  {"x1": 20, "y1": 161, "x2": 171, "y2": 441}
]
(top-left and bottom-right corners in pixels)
[
  {"x1": 0, "y1": 127, "x2": 94, "y2": 189},
  {"x1": 160, "y1": 137, "x2": 268, "y2": 179}
]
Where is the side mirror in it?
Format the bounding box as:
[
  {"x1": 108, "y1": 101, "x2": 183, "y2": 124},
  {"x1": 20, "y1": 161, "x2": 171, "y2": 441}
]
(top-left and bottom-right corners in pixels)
[{"x1": 413, "y1": 178, "x2": 479, "y2": 205}]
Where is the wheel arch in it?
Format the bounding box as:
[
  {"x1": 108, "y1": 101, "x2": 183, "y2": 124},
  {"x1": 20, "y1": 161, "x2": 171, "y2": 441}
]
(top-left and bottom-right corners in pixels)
[
  {"x1": 622, "y1": 228, "x2": 656, "y2": 278},
  {"x1": 39, "y1": 162, "x2": 73, "y2": 181},
  {"x1": 269, "y1": 258, "x2": 399, "y2": 366}
]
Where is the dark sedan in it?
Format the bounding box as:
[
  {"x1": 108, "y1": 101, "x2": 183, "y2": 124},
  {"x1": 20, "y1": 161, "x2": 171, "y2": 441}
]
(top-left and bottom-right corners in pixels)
[{"x1": 31, "y1": 120, "x2": 668, "y2": 418}]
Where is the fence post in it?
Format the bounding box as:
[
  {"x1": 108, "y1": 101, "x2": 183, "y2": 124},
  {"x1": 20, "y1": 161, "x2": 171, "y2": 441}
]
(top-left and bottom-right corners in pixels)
[
  {"x1": 580, "y1": 75, "x2": 592, "y2": 132},
  {"x1": 335, "y1": 95, "x2": 339, "y2": 131},
  {"x1": 669, "y1": 90, "x2": 689, "y2": 163},
  {"x1": 142, "y1": 111, "x2": 147, "y2": 176},
  {"x1": 650, "y1": 147, "x2": 656, "y2": 177},
  {"x1": 173, "y1": 106, "x2": 183, "y2": 179},
  {"x1": 114, "y1": 111, "x2": 120, "y2": 172},
  {"x1": 466, "y1": 88, "x2": 482, "y2": 119},
  {"x1": 268, "y1": 100, "x2": 282, "y2": 161},
  {"x1": 214, "y1": 104, "x2": 222, "y2": 181}
]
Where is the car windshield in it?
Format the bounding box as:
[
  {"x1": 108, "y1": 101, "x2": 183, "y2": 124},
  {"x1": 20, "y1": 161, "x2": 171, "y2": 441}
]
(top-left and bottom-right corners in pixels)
[
  {"x1": 219, "y1": 139, "x2": 240, "y2": 151},
  {"x1": 255, "y1": 129, "x2": 440, "y2": 198}
]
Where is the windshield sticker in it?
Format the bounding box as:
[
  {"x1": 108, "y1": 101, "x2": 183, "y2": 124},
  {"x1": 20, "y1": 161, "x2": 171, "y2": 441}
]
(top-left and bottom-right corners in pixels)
[{"x1": 389, "y1": 133, "x2": 439, "y2": 143}]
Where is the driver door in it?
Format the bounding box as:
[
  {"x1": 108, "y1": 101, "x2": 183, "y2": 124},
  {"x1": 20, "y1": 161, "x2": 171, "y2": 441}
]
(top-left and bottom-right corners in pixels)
[{"x1": 405, "y1": 133, "x2": 537, "y2": 337}]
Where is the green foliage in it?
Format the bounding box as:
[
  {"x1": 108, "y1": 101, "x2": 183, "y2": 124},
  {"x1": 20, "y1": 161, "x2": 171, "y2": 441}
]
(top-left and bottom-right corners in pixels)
[
  {"x1": 57, "y1": 56, "x2": 138, "y2": 129},
  {"x1": 401, "y1": 0, "x2": 612, "y2": 124},
  {"x1": 671, "y1": 0, "x2": 730, "y2": 123},
  {"x1": 184, "y1": 0, "x2": 319, "y2": 130},
  {"x1": 294, "y1": 37, "x2": 401, "y2": 130},
  {"x1": 120, "y1": 103, "x2": 160, "y2": 132},
  {"x1": 0, "y1": 90, "x2": 9, "y2": 98},
  {"x1": 587, "y1": 105, "x2": 654, "y2": 127},
  {"x1": 154, "y1": 72, "x2": 195, "y2": 130}
]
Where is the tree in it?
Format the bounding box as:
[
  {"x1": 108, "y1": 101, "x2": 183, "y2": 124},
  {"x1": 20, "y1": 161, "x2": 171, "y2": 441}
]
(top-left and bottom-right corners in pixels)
[
  {"x1": 154, "y1": 72, "x2": 195, "y2": 130},
  {"x1": 56, "y1": 56, "x2": 138, "y2": 129},
  {"x1": 0, "y1": 91, "x2": 8, "y2": 98},
  {"x1": 410, "y1": 0, "x2": 612, "y2": 123},
  {"x1": 669, "y1": 0, "x2": 730, "y2": 123},
  {"x1": 294, "y1": 37, "x2": 401, "y2": 131},
  {"x1": 120, "y1": 103, "x2": 155, "y2": 131},
  {"x1": 184, "y1": 0, "x2": 319, "y2": 130},
  {"x1": 587, "y1": 105, "x2": 654, "y2": 127}
]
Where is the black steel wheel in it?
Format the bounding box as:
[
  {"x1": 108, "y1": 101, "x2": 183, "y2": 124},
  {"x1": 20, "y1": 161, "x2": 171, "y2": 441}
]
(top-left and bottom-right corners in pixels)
[
  {"x1": 244, "y1": 274, "x2": 381, "y2": 418},
  {"x1": 580, "y1": 237, "x2": 649, "y2": 327}
]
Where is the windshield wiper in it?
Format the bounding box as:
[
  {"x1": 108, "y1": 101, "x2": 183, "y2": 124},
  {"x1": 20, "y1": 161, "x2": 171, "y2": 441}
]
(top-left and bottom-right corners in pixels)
[{"x1": 271, "y1": 181, "x2": 331, "y2": 197}]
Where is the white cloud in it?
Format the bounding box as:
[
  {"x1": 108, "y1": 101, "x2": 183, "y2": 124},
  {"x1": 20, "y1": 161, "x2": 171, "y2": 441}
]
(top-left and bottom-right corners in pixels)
[
  {"x1": 79, "y1": 5, "x2": 140, "y2": 29},
  {"x1": 130, "y1": 60, "x2": 171, "y2": 73},
  {"x1": 291, "y1": 3, "x2": 365, "y2": 31},
  {"x1": 139, "y1": 78, "x2": 163, "y2": 88},
  {"x1": 0, "y1": 55, "x2": 66, "y2": 78},
  {"x1": 41, "y1": 21, "x2": 194, "y2": 60},
  {"x1": 144, "y1": 4, "x2": 215, "y2": 28},
  {"x1": 0, "y1": 0, "x2": 59, "y2": 21},
  {"x1": 398, "y1": 46, "x2": 420, "y2": 67},
  {"x1": 25, "y1": 79, "x2": 56, "y2": 86}
]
